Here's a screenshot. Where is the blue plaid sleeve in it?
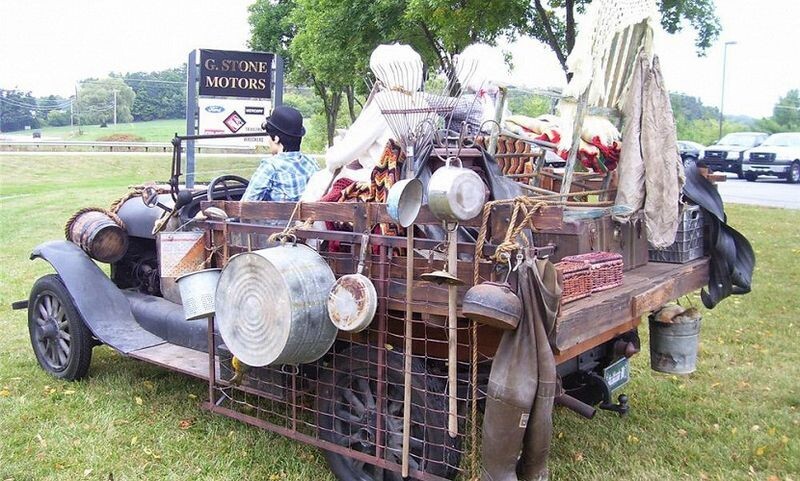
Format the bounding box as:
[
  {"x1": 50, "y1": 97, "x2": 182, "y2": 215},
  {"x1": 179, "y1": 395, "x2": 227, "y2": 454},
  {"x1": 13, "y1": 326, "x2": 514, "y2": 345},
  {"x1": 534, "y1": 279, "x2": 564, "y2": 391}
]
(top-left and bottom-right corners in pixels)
[{"x1": 241, "y1": 160, "x2": 276, "y2": 201}]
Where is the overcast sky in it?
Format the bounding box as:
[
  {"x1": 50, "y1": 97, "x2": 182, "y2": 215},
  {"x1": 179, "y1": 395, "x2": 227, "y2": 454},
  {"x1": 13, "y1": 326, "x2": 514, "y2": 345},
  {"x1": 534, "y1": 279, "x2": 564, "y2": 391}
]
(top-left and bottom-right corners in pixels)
[{"x1": 0, "y1": 0, "x2": 797, "y2": 118}]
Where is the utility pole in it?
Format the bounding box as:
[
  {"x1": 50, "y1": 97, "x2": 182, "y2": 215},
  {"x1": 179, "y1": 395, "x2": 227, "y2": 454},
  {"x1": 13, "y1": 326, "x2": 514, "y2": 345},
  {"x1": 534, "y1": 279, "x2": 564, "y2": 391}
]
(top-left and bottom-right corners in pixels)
[
  {"x1": 112, "y1": 89, "x2": 118, "y2": 125},
  {"x1": 75, "y1": 84, "x2": 82, "y2": 135},
  {"x1": 70, "y1": 99, "x2": 74, "y2": 128},
  {"x1": 719, "y1": 40, "x2": 737, "y2": 140}
]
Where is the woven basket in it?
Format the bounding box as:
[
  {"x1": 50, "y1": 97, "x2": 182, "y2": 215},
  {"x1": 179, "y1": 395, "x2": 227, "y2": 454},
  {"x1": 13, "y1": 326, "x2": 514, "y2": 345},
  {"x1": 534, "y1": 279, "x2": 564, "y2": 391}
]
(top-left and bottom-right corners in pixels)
[
  {"x1": 554, "y1": 260, "x2": 592, "y2": 304},
  {"x1": 562, "y1": 251, "x2": 623, "y2": 293}
]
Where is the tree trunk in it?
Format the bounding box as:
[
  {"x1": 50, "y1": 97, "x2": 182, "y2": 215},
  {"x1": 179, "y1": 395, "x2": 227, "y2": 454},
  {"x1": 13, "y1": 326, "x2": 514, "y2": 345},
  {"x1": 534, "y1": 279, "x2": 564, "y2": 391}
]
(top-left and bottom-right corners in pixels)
[
  {"x1": 326, "y1": 91, "x2": 342, "y2": 146},
  {"x1": 345, "y1": 86, "x2": 357, "y2": 123}
]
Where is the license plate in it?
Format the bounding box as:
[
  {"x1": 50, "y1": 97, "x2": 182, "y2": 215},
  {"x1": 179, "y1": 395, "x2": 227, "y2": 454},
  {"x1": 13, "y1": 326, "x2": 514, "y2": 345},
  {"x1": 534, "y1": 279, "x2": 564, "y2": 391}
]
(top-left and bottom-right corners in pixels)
[{"x1": 604, "y1": 357, "x2": 630, "y2": 392}]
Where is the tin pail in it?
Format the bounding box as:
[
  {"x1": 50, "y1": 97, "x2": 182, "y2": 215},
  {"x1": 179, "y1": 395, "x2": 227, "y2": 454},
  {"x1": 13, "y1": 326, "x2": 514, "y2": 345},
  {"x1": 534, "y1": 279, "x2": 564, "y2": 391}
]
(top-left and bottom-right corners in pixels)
[{"x1": 649, "y1": 315, "x2": 701, "y2": 374}]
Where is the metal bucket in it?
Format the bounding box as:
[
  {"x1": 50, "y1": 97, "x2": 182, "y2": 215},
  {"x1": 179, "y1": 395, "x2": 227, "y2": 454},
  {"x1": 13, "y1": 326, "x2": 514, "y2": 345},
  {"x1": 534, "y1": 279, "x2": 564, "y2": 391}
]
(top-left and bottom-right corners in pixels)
[
  {"x1": 176, "y1": 268, "x2": 221, "y2": 320},
  {"x1": 215, "y1": 243, "x2": 338, "y2": 367},
  {"x1": 649, "y1": 315, "x2": 702, "y2": 374},
  {"x1": 66, "y1": 209, "x2": 129, "y2": 263}
]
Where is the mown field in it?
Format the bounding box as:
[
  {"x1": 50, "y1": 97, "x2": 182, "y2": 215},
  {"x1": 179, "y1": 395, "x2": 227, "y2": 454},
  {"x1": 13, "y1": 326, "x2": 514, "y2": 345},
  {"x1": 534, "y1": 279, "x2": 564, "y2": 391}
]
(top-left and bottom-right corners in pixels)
[
  {"x1": 1, "y1": 119, "x2": 186, "y2": 143},
  {"x1": 0, "y1": 153, "x2": 798, "y2": 481}
]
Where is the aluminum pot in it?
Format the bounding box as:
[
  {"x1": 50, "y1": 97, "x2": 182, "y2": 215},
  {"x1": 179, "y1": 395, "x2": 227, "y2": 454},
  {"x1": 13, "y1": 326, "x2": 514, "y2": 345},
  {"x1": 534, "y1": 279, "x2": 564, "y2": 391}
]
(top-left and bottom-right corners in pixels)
[
  {"x1": 428, "y1": 157, "x2": 486, "y2": 222},
  {"x1": 215, "y1": 243, "x2": 337, "y2": 367},
  {"x1": 386, "y1": 177, "x2": 423, "y2": 227},
  {"x1": 462, "y1": 281, "x2": 522, "y2": 330}
]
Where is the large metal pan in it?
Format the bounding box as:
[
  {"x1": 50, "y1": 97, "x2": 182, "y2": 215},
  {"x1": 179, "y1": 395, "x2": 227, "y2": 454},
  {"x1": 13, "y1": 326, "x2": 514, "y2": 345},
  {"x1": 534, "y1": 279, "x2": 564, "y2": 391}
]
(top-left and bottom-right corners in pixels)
[{"x1": 428, "y1": 157, "x2": 486, "y2": 222}]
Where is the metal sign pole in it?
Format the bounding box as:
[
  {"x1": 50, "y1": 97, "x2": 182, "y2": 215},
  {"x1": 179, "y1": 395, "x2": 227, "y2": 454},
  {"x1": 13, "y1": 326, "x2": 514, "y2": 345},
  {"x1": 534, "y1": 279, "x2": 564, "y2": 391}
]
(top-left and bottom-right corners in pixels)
[
  {"x1": 186, "y1": 49, "x2": 198, "y2": 189},
  {"x1": 274, "y1": 55, "x2": 284, "y2": 107}
]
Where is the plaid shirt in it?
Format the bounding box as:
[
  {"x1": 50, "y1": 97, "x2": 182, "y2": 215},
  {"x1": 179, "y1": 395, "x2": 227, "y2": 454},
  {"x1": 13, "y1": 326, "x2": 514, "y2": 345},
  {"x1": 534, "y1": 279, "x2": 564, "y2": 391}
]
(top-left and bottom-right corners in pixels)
[{"x1": 242, "y1": 151, "x2": 319, "y2": 202}]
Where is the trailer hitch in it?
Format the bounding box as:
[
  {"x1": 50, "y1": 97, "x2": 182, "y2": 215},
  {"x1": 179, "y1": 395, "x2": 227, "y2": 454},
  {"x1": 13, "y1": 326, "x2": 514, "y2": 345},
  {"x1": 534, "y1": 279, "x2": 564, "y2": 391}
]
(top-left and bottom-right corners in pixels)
[{"x1": 586, "y1": 371, "x2": 630, "y2": 417}]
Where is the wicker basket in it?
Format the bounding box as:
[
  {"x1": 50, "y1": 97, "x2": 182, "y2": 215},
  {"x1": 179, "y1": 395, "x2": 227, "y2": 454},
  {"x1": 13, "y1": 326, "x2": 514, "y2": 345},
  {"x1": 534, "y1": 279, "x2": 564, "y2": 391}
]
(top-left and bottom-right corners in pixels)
[
  {"x1": 554, "y1": 260, "x2": 592, "y2": 304},
  {"x1": 562, "y1": 251, "x2": 624, "y2": 293}
]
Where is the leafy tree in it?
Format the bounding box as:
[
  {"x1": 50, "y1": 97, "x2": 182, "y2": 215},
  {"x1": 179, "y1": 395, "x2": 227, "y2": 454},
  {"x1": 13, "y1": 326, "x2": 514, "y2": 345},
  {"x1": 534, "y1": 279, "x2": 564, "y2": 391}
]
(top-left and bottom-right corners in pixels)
[
  {"x1": 45, "y1": 109, "x2": 71, "y2": 127},
  {"x1": 756, "y1": 89, "x2": 800, "y2": 133},
  {"x1": 0, "y1": 88, "x2": 41, "y2": 132},
  {"x1": 123, "y1": 66, "x2": 186, "y2": 121},
  {"x1": 527, "y1": 0, "x2": 721, "y2": 77},
  {"x1": 507, "y1": 88, "x2": 555, "y2": 117},
  {"x1": 77, "y1": 78, "x2": 135, "y2": 125},
  {"x1": 403, "y1": 0, "x2": 529, "y2": 82}
]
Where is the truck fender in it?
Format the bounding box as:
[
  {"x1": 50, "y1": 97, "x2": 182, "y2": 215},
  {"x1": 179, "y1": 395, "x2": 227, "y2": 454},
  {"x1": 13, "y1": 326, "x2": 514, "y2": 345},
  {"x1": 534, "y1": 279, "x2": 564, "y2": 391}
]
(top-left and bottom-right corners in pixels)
[{"x1": 30, "y1": 240, "x2": 163, "y2": 354}]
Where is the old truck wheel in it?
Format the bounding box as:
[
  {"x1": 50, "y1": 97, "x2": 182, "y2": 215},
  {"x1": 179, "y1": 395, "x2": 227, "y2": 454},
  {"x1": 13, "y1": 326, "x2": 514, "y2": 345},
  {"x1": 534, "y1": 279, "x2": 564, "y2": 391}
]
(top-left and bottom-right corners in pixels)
[
  {"x1": 318, "y1": 346, "x2": 460, "y2": 481},
  {"x1": 28, "y1": 274, "x2": 93, "y2": 381}
]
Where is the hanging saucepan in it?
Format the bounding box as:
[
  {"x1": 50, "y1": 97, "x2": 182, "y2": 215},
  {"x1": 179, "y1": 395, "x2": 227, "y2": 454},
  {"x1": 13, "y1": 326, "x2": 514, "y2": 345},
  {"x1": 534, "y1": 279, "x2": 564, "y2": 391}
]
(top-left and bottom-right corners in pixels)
[
  {"x1": 327, "y1": 234, "x2": 378, "y2": 333},
  {"x1": 428, "y1": 157, "x2": 486, "y2": 222},
  {"x1": 386, "y1": 177, "x2": 423, "y2": 227}
]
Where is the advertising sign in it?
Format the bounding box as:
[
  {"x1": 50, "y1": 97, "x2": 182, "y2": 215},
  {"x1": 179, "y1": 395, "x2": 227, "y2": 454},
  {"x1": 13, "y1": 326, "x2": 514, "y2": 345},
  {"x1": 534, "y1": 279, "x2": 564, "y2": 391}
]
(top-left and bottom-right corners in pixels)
[
  {"x1": 198, "y1": 98, "x2": 272, "y2": 144},
  {"x1": 199, "y1": 49, "x2": 274, "y2": 98}
]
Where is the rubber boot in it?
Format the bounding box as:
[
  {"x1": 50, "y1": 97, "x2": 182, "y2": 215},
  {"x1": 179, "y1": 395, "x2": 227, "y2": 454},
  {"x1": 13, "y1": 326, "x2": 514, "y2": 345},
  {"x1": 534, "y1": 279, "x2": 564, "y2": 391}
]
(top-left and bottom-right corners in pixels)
[{"x1": 480, "y1": 395, "x2": 528, "y2": 481}]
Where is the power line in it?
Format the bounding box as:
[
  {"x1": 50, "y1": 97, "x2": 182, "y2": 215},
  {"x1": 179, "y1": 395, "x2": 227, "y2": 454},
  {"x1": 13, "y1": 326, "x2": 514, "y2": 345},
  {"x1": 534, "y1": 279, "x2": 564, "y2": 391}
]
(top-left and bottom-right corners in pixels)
[{"x1": 79, "y1": 78, "x2": 184, "y2": 85}]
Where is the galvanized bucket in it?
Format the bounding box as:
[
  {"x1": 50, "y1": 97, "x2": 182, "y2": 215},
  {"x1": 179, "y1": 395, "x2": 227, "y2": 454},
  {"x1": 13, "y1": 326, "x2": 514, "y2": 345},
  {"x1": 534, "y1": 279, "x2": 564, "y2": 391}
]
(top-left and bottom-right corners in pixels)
[
  {"x1": 176, "y1": 268, "x2": 222, "y2": 320},
  {"x1": 649, "y1": 315, "x2": 702, "y2": 374}
]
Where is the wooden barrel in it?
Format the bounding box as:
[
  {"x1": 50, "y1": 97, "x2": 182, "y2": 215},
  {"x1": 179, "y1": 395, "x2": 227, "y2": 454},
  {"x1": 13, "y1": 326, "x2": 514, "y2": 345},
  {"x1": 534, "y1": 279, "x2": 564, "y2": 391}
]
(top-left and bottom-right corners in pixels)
[{"x1": 66, "y1": 208, "x2": 129, "y2": 263}]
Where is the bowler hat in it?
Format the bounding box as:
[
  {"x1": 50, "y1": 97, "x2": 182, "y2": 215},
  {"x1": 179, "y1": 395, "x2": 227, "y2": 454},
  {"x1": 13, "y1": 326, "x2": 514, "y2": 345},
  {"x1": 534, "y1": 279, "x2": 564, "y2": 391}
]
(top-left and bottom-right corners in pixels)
[{"x1": 263, "y1": 106, "x2": 306, "y2": 138}]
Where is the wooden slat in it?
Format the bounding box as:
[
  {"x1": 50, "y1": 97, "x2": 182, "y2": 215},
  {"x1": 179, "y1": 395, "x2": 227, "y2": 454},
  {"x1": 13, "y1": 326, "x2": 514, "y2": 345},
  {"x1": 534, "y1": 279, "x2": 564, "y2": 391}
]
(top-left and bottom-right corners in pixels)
[
  {"x1": 553, "y1": 258, "x2": 709, "y2": 353},
  {"x1": 128, "y1": 343, "x2": 215, "y2": 380}
]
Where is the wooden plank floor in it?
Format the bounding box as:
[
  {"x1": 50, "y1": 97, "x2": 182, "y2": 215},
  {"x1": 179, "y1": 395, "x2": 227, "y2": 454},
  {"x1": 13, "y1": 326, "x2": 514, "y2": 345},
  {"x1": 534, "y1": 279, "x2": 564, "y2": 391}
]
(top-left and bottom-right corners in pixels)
[
  {"x1": 128, "y1": 343, "x2": 216, "y2": 380},
  {"x1": 553, "y1": 258, "x2": 709, "y2": 356}
]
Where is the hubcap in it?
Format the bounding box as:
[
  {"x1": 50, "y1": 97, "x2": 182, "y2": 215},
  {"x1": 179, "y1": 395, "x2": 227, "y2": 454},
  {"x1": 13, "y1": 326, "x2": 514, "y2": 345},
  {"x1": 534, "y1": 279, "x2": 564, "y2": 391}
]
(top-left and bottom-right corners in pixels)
[{"x1": 33, "y1": 293, "x2": 71, "y2": 370}]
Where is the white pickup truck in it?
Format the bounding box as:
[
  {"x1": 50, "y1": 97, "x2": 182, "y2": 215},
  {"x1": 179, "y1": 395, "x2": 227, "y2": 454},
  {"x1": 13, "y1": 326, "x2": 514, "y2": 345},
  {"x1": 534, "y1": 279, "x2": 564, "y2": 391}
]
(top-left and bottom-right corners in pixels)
[{"x1": 742, "y1": 132, "x2": 800, "y2": 183}]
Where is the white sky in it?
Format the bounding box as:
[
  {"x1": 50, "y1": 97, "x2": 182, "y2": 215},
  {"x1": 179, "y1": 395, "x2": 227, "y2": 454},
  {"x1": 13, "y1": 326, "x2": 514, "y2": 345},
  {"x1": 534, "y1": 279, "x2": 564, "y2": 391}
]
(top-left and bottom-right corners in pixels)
[{"x1": 1, "y1": 0, "x2": 797, "y2": 118}]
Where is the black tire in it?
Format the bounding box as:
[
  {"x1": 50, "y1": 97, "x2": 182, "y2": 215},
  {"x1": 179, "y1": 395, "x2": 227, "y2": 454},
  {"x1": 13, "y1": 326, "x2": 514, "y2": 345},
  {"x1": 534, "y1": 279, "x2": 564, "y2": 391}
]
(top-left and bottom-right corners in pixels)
[
  {"x1": 318, "y1": 346, "x2": 461, "y2": 481},
  {"x1": 683, "y1": 156, "x2": 697, "y2": 169},
  {"x1": 28, "y1": 274, "x2": 93, "y2": 381},
  {"x1": 736, "y1": 166, "x2": 745, "y2": 179},
  {"x1": 787, "y1": 161, "x2": 800, "y2": 184},
  {"x1": 745, "y1": 172, "x2": 758, "y2": 182}
]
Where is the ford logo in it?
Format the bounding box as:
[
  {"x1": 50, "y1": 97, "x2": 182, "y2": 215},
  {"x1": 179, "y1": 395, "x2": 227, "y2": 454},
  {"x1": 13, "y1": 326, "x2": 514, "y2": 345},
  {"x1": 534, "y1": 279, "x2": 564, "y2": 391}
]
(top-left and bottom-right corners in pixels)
[{"x1": 205, "y1": 105, "x2": 225, "y2": 113}]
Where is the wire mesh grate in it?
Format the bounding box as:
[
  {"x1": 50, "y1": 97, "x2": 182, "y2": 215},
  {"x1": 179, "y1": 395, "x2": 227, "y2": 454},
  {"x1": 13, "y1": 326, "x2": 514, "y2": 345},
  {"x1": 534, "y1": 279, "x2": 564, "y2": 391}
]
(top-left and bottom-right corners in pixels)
[{"x1": 207, "y1": 229, "x2": 496, "y2": 481}]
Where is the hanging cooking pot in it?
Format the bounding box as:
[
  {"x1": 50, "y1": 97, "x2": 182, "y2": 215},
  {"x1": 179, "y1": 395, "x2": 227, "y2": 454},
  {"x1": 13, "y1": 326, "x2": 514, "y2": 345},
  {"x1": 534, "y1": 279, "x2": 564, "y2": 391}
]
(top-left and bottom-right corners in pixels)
[
  {"x1": 462, "y1": 281, "x2": 522, "y2": 330},
  {"x1": 386, "y1": 177, "x2": 423, "y2": 228},
  {"x1": 327, "y1": 234, "x2": 378, "y2": 333},
  {"x1": 428, "y1": 157, "x2": 486, "y2": 222}
]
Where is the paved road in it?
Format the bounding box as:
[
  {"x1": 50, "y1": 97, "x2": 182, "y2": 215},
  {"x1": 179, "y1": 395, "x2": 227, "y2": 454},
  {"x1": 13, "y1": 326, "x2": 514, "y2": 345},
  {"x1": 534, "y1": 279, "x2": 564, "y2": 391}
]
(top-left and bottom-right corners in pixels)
[{"x1": 715, "y1": 173, "x2": 800, "y2": 209}]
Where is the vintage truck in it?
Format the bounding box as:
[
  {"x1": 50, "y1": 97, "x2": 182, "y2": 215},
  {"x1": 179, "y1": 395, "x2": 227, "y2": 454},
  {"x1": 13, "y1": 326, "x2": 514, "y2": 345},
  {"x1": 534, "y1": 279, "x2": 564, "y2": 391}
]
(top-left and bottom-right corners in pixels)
[{"x1": 15, "y1": 128, "x2": 712, "y2": 480}]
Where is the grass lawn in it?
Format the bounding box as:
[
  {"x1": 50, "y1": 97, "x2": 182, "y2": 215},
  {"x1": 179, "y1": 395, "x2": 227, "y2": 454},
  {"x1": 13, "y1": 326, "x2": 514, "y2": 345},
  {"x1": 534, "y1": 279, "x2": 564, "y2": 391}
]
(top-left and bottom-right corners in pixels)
[
  {"x1": 1, "y1": 153, "x2": 798, "y2": 480},
  {"x1": 3, "y1": 119, "x2": 186, "y2": 143}
]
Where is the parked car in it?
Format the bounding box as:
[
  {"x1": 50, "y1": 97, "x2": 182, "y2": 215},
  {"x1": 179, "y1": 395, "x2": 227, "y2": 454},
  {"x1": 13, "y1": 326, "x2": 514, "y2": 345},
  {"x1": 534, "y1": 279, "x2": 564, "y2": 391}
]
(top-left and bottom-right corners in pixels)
[
  {"x1": 741, "y1": 132, "x2": 800, "y2": 183},
  {"x1": 677, "y1": 140, "x2": 705, "y2": 165},
  {"x1": 702, "y1": 132, "x2": 768, "y2": 178}
]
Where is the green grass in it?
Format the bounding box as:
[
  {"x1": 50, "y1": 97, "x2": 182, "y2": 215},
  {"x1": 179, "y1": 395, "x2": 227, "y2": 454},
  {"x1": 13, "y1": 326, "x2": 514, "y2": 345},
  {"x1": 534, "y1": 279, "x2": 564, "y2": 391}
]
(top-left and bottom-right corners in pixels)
[
  {"x1": 1, "y1": 153, "x2": 798, "y2": 480},
  {"x1": 3, "y1": 117, "x2": 329, "y2": 153},
  {"x1": 4, "y1": 119, "x2": 186, "y2": 143}
]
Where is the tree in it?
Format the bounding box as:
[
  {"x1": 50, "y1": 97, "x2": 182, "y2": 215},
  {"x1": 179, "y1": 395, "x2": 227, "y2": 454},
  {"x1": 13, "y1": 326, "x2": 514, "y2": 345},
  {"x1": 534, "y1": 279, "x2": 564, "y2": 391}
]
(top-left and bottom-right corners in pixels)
[
  {"x1": 249, "y1": 0, "x2": 532, "y2": 144},
  {"x1": 123, "y1": 66, "x2": 186, "y2": 121},
  {"x1": 77, "y1": 78, "x2": 135, "y2": 125},
  {"x1": 0, "y1": 88, "x2": 41, "y2": 132},
  {"x1": 755, "y1": 89, "x2": 800, "y2": 134},
  {"x1": 526, "y1": 0, "x2": 721, "y2": 77}
]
